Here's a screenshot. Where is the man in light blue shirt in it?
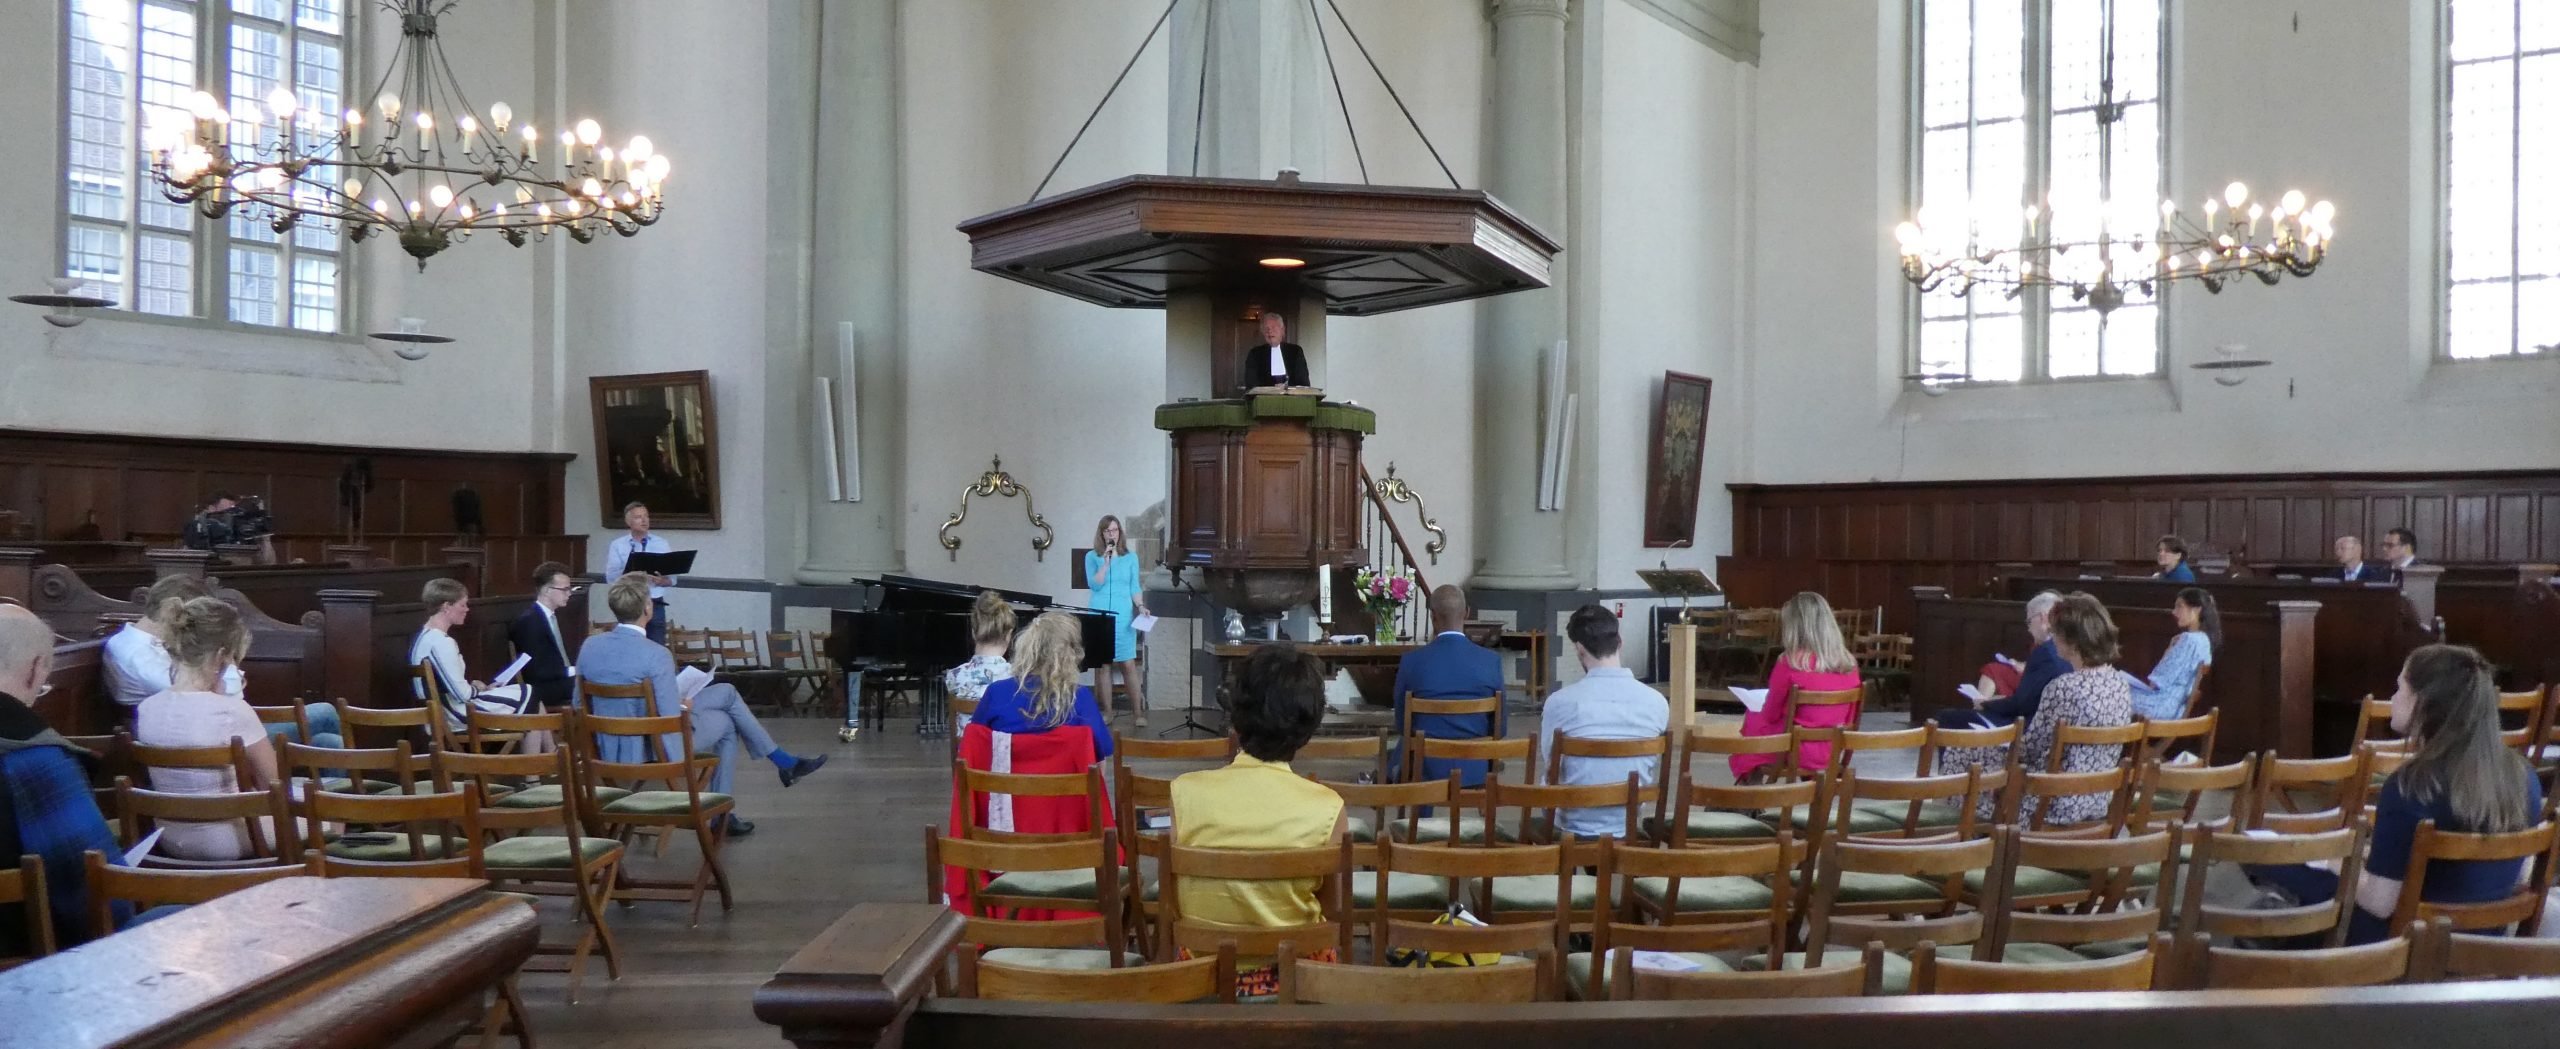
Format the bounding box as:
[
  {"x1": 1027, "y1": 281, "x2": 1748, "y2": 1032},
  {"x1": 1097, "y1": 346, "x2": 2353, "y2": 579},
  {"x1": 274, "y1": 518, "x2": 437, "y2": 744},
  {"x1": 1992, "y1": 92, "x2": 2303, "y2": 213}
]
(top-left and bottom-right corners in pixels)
[
  {"x1": 603, "y1": 501, "x2": 679, "y2": 644},
  {"x1": 1536, "y1": 604, "x2": 1669, "y2": 839}
]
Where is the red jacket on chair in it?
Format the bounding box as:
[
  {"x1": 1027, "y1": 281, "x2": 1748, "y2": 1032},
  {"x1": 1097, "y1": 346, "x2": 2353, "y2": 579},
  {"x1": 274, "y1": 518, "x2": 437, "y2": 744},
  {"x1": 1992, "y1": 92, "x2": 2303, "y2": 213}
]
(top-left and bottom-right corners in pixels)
[{"x1": 944, "y1": 721, "x2": 1115, "y2": 920}]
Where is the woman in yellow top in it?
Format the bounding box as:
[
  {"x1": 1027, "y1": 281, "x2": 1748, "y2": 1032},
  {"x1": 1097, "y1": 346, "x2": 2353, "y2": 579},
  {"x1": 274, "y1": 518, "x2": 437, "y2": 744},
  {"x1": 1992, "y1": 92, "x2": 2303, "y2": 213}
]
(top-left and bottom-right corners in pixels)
[{"x1": 1170, "y1": 643, "x2": 1345, "y2": 993}]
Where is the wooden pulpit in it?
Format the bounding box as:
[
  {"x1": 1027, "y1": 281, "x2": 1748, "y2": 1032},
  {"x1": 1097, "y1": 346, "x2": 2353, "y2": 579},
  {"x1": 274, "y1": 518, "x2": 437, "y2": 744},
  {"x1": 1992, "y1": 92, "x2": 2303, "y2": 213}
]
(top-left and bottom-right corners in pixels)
[{"x1": 1155, "y1": 394, "x2": 1374, "y2": 614}]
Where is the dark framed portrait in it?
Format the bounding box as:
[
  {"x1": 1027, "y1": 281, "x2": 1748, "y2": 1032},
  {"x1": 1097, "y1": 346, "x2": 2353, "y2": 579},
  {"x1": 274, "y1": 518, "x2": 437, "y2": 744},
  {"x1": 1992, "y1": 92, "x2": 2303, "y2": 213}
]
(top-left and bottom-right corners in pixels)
[
  {"x1": 589, "y1": 370, "x2": 722, "y2": 529},
  {"x1": 1642, "y1": 371, "x2": 1712, "y2": 548}
]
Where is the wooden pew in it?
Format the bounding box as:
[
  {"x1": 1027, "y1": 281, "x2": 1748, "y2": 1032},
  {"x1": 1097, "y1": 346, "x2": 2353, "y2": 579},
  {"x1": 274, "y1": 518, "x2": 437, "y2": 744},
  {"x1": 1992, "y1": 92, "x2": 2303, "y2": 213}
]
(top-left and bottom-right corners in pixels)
[
  {"x1": 1910, "y1": 587, "x2": 2318, "y2": 759},
  {"x1": 36, "y1": 636, "x2": 112, "y2": 736},
  {"x1": 346, "y1": 589, "x2": 542, "y2": 720},
  {"x1": 26, "y1": 565, "x2": 367, "y2": 735},
  {"x1": 0, "y1": 876, "x2": 535, "y2": 1049},
  {"x1": 128, "y1": 533, "x2": 588, "y2": 596},
  {"x1": 756, "y1": 902, "x2": 2560, "y2": 1049},
  {"x1": 2433, "y1": 566, "x2": 2560, "y2": 691}
]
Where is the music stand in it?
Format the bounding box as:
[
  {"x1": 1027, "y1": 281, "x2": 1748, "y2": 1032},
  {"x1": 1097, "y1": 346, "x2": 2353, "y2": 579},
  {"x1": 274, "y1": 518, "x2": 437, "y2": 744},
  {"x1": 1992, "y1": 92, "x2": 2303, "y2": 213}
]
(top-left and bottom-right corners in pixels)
[
  {"x1": 1158, "y1": 581, "x2": 1227, "y2": 739},
  {"x1": 1636, "y1": 565, "x2": 1722, "y2": 610}
]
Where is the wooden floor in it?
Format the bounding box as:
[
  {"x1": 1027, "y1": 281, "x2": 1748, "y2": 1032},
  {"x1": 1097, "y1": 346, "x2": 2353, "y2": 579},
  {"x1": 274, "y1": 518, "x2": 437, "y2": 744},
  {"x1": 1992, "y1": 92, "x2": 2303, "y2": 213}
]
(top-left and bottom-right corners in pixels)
[{"x1": 514, "y1": 703, "x2": 2255, "y2": 1048}]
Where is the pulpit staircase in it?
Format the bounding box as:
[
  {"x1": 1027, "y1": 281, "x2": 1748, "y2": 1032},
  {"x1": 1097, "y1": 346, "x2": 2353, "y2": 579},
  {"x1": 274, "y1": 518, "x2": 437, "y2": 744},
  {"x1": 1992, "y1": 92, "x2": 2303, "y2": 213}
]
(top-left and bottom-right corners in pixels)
[{"x1": 1326, "y1": 463, "x2": 1447, "y2": 643}]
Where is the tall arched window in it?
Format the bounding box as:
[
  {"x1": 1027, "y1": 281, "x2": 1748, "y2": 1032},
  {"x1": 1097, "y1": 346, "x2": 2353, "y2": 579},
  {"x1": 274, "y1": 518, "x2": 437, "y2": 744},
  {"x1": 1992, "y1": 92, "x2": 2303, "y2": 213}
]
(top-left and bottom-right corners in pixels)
[
  {"x1": 62, "y1": 0, "x2": 352, "y2": 332},
  {"x1": 2444, "y1": 1, "x2": 2560, "y2": 359}
]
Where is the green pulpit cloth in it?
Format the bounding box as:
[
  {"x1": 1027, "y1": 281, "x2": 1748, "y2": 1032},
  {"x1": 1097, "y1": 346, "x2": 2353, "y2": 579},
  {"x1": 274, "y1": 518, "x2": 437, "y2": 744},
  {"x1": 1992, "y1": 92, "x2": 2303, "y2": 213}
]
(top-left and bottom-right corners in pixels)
[{"x1": 1154, "y1": 397, "x2": 1377, "y2": 434}]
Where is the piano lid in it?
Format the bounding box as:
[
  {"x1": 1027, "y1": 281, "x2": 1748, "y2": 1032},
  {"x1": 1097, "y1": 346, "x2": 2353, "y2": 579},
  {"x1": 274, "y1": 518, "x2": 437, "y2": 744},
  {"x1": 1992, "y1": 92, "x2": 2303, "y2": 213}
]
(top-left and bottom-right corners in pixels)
[{"x1": 869, "y1": 574, "x2": 1059, "y2": 610}]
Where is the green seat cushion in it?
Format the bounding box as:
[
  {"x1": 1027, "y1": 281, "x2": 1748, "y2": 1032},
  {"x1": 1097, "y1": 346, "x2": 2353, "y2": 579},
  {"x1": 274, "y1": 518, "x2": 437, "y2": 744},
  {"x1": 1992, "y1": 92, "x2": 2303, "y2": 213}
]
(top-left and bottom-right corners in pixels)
[
  {"x1": 1343, "y1": 815, "x2": 1376, "y2": 843},
  {"x1": 2068, "y1": 937, "x2": 2155, "y2": 961},
  {"x1": 982, "y1": 868, "x2": 1102, "y2": 902},
  {"x1": 1743, "y1": 950, "x2": 1912, "y2": 994},
  {"x1": 1631, "y1": 875, "x2": 1775, "y2": 913},
  {"x1": 1406, "y1": 815, "x2": 1507, "y2": 845},
  {"x1": 1791, "y1": 869, "x2": 1948, "y2": 904},
  {"x1": 1486, "y1": 874, "x2": 1599, "y2": 912},
  {"x1": 1562, "y1": 950, "x2": 1732, "y2": 999},
  {"x1": 324, "y1": 835, "x2": 456, "y2": 862},
  {"x1": 1940, "y1": 941, "x2": 2097, "y2": 965},
  {"x1": 493, "y1": 784, "x2": 632, "y2": 810},
  {"x1": 600, "y1": 790, "x2": 734, "y2": 816},
  {"x1": 484, "y1": 835, "x2": 623, "y2": 869},
  {"x1": 1352, "y1": 871, "x2": 1454, "y2": 909},
  {"x1": 1857, "y1": 800, "x2": 1965, "y2": 829},
  {"x1": 979, "y1": 947, "x2": 1116, "y2": 971},
  {"x1": 1963, "y1": 865, "x2": 2091, "y2": 899},
  {"x1": 1674, "y1": 810, "x2": 1781, "y2": 841},
  {"x1": 306, "y1": 776, "x2": 401, "y2": 795}
]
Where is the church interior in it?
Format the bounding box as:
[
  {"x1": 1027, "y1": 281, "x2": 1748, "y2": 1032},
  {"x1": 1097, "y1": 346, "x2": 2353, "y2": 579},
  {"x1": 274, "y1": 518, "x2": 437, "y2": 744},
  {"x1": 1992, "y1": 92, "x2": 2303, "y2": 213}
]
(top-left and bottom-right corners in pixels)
[{"x1": 5, "y1": 0, "x2": 2560, "y2": 1045}]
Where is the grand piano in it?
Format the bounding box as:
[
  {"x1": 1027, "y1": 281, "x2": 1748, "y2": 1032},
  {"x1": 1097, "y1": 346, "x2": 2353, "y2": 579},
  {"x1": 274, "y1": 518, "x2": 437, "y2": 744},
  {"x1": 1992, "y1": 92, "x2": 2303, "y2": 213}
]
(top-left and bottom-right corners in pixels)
[{"x1": 827, "y1": 574, "x2": 1114, "y2": 738}]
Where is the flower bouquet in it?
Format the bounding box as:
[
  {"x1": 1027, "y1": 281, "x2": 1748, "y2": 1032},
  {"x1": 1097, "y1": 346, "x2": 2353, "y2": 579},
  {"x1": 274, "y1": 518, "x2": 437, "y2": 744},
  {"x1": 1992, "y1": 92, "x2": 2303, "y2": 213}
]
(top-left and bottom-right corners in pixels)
[{"x1": 1353, "y1": 565, "x2": 1417, "y2": 644}]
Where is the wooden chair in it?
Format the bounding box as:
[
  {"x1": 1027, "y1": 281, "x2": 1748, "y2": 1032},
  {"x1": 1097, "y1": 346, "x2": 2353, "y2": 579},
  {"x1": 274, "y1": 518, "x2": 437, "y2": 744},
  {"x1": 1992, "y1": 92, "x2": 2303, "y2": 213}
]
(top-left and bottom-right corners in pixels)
[
  {"x1": 2416, "y1": 915, "x2": 2560, "y2": 980},
  {"x1": 79, "y1": 849, "x2": 318, "y2": 940},
  {"x1": 2176, "y1": 663, "x2": 2214, "y2": 718},
  {"x1": 127, "y1": 736, "x2": 253, "y2": 795},
  {"x1": 1278, "y1": 941, "x2": 1538, "y2": 1004},
  {"x1": 1854, "y1": 633, "x2": 1915, "y2": 710},
  {"x1": 1919, "y1": 721, "x2": 2023, "y2": 770},
  {"x1": 304, "y1": 786, "x2": 486, "y2": 879},
  {"x1": 1320, "y1": 775, "x2": 1461, "y2": 927},
  {"x1": 667, "y1": 628, "x2": 713, "y2": 668},
  {"x1": 928, "y1": 828, "x2": 1129, "y2": 976},
  {"x1": 705, "y1": 629, "x2": 762, "y2": 670},
  {"x1": 113, "y1": 775, "x2": 300, "y2": 871},
  {"x1": 2176, "y1": 823, "x2": 2370, "y2": 949},
  {"x1": 1823, "y1": 766, "x2": 2002, "y2": 844},
  {"x1": 1544, "y1": 731, "x2": 1669, "y2": 815},
  {"x1": 2246, "y1": 750, "x2": 2374, "y2": 833},
  {"x1": 2348, "y1": 695, "x2": 2402, "y2": 753},
  {"x1": 2388, "y1": 817, "x2": 2560, "y2": 936},
  {"x1": 1774, "y1": 688, "x2": 1864, "y2": 770},
  {"x1": 332, "y1": 698, "x2": 439, "y2": 755},
  {"x1": 1, "y1": 856, "x2": 51, "y2": 969},
  {"x1": 440, "y1": 744, "x2": 627, "y2": 1003},
  {"x1": 408, "y1": 662, "x2": 494, "y2": 752},
  {"x1": 1657, "y1": 777, "x2": 1822, "y2": 849},
  {"x1": 2179, "y1": 927, "x2": 2424, "y2": 989},
  {"x1": 1112, "y1": 762, "x2": 1179, "y2": 958},
  {"x1": 1400, "y1": 694, "x2": 1505, "y2": 757},
  {"x1": 1673, "y1": 723, "x2": 1801, "y2": 792},
  {"x1": 1293, "y1": 733, "x2": 1389, "y2": 784},
  {"x1": 950, "y1": 762, "x2": 1110, "y2": 914},
  {"x1": 1580, "y1": 835, "x2": 1801, "y2": 1000},
  {"x1": 707, "y1": 629, "x2": 788, "y2": 713},
  {"x1": 1912, "y1": 935, "x2": 2167, "y2": 994},
  {"x1": 1368, "y1": 839, "x2": 1564, "y2": 997},
  {"x1": 2498, "y1": 688, "x2": 2545, "y2": 753},
  {"x1": 973, "y1": 947, "x2": 1234, "y2": 1003},
  {"x1": 2015, "y1": 762, "x2": 2136, "y2": 840},
  {"x1": 1796, "y1": 834, "x2": 2008, "y2": 992},
  {"x1": 2139, "y1": 709, "x2": 2219, "y2": 764},
  {"x1": 1621, "y1": 944, "x2": 1883, "y2": 999},
  {"x1": 279, "y1": 739, "x2": 424, "y2": 799},
  {"x1": 764, "y1": 630, "x2": 830, "y2": 711},
  {"x1": 1115, "y1": 734, "x2": 1236, "y2": 766},
  {"x1": 61, "y1": 732, "x2": 136, "y2": 815},
  {"x1": 2046, "y1": 720, "x2": 2145, "y2": 772},
  {"x1": 589, "y1": 620, "x2": 617, "y2": 636},
  {"x1": 1714, "y1": 609, "x2": 1782, "y2": 686},
  {"x1": 575, "y1": 707, "x2": 736, "y2": 925},
  {"x1": 1404, "y1": 735, "x2": 1534, "y2": 842},
  {"x1": 1479, "y1": 776, "x2": 1641, "y2": 936},
  {"x1": 1158, "y1": 841, "x2": 1352, "y2": 975},
  {"x1": 1973, "y1": 824, "x2": 2184, "y2": 960},
  {"x1": 246, "y1": 701, "x2": 313, "y2": 746},
  {"x1": 2131, "y1": 756, "x2": 2254, "y2": 833}
]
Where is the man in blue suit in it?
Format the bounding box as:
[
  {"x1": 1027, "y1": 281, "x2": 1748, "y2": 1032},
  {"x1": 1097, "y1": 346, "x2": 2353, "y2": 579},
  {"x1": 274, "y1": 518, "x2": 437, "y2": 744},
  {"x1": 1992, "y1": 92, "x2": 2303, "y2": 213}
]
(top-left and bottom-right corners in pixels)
[
  {"x1": 1390, "y1": 585, "x2": 1506, "y2": 785},
  {"x1": 578, "y1": 573, "x2": 826, "y2": 837}
]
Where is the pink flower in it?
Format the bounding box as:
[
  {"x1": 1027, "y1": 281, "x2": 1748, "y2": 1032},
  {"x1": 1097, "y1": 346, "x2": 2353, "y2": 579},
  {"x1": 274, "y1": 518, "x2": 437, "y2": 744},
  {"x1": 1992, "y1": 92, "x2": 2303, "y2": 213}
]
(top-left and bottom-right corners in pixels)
[{"x1": 1389, "y1": 577, "x2": 1411, "y2": 601}]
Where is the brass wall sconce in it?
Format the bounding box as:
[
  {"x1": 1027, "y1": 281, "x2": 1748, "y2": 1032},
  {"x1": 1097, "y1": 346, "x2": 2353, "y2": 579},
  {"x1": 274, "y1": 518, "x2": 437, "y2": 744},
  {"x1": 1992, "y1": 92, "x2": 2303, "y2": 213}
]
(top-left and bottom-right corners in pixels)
[{"x1": 937, "y1": 455, "x2": 1055, "y2": 562}]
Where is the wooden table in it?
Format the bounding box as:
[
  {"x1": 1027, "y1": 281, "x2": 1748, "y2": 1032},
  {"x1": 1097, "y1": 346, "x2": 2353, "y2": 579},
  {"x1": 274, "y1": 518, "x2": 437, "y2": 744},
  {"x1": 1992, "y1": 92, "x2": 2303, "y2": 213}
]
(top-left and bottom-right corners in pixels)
[{"x1": 0, "y1": 876, "x2": 536, "y2": 1049}]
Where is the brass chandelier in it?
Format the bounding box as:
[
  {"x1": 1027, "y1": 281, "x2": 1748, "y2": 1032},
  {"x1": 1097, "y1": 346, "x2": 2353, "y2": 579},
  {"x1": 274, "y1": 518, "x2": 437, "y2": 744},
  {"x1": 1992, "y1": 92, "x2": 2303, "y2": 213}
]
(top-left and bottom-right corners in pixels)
[
  {"x1": 145, "y1": 0, "x2": 668, "y2": 271},
  {"x1": 1893, "y1": 0, "x2": 2331, "y2": 316}
]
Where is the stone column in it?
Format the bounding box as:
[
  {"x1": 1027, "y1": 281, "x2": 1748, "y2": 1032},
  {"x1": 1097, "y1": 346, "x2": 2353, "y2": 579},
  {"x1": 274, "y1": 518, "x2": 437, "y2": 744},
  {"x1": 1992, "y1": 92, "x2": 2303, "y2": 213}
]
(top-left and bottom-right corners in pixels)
[
  {"x1": 794, "y1": 0, "x2": 906, "y2": 584},
  {"x1": 1471, "y1": 0, "x2": 1575, "y2": 590}
]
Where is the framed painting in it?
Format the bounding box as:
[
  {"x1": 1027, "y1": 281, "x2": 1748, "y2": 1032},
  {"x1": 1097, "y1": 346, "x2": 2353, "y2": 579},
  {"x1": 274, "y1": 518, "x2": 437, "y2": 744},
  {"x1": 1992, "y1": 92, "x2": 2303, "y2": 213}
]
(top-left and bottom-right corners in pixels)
[
  {"x1": 1642, "y1": 371, "x2": 1712, "y2": 548},
  {"x1": 589, "y1": 370, "x2": 722, "y2": 529}
]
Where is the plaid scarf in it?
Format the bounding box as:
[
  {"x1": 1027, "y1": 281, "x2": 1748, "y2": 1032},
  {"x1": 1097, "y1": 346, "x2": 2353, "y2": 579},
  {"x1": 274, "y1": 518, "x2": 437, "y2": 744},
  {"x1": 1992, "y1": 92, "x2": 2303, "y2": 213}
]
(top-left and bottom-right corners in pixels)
[{"x1": 0, "y1": 692, "x2": 130, "y2": 952}]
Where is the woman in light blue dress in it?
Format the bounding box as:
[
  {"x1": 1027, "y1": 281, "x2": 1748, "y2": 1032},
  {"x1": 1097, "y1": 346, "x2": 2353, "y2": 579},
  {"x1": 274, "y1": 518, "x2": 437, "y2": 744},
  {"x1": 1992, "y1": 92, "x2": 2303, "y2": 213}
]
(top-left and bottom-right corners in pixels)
[
  {"x1": 1084, "y1": 515, "x2": 1150, "y2": 726},
  {"x1": 2129, "y1": 587, "x2": 2217, "y2": 720}
]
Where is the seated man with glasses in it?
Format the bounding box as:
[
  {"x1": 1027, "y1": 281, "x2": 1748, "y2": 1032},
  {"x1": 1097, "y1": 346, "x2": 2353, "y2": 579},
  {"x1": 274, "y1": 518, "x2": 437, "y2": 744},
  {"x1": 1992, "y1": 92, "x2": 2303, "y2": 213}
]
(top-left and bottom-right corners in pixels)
[{"x1": 510, "y1": 562, "x2": 584, "y2": 711}]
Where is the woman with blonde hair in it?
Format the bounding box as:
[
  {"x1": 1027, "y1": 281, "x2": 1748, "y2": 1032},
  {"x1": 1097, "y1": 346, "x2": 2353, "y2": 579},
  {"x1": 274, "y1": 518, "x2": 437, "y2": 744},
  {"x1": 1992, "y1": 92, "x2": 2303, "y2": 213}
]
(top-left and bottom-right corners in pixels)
[
  {"x1": 133, "y1": 597, "x2": 303, "y2": 861},
  {"x1": 1731, "y1": 592, "x2": 1863, "y2": 781},
  {"x1": 967, "y1": 611, "x2": 1113, "y2": 761},
  {"x1": 1084, "y1": 514, "x2": 1150, "y2": 726},
  {"x1": 942, "y1": 591, "x2": 1018, "y2": 733}
]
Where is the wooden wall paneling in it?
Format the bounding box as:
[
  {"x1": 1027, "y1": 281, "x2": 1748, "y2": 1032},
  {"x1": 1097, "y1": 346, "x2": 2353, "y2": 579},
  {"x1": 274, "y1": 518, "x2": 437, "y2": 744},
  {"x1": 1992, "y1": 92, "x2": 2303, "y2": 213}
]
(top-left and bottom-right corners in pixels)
[
  {"x1": 2451, "y1": 495, "x2": 2490, "y2": 562},
  {"x1": 2286, "y1": 497, "x2": 2326, "y2": 559},
  {"x1": 2494, "y1": 494, "x2": 2534, "y2": 561},
  {"x1": 2411, "y1": 495, "x2": 2449, "y2": 554},
  {"x1": 2541, "y1": 495, "x2": 2560, "y2": 560}
]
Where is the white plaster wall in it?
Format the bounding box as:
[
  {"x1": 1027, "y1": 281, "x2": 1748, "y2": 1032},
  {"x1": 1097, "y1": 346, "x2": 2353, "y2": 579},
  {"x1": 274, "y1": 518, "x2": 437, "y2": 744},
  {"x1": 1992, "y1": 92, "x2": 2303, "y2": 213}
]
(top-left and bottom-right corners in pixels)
[
  {"x1": 1746, "y1": 0, "x2": 2560, "y2": 488},
  {"x1": 556, "y1": 0, "x2": 772, "y2": 589},
  {"x1": 898, "y1": 0, "x2": 1173, "y2": 599},
  {"x1": 1581, "y1": 0, "x2": 1750, "y2": 589},
  {"x1": 0, "y1": 0, "x2": 543, "y2": 452}
]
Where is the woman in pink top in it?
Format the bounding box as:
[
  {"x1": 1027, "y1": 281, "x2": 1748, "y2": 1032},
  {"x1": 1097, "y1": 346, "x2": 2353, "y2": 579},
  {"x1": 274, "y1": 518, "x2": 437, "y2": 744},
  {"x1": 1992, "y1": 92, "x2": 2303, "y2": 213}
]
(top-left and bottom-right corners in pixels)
[
  {"x1": 1730, "y1": 592, "x2": 1863, "y2": 781},
  {"x1": 134, "y1": 597, "x2": 300, "y2": 862}
]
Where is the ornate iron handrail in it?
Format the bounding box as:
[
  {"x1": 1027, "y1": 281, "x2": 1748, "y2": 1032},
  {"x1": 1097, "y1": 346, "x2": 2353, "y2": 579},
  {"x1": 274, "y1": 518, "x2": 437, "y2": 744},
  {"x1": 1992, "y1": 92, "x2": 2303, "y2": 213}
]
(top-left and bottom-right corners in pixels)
[
  {"x1": 936, "y1": 456, "x2": 1054, "y2": 562},
  {"x1": 1366, "y1": 462, "x2": 1446, "y2": 565}
]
